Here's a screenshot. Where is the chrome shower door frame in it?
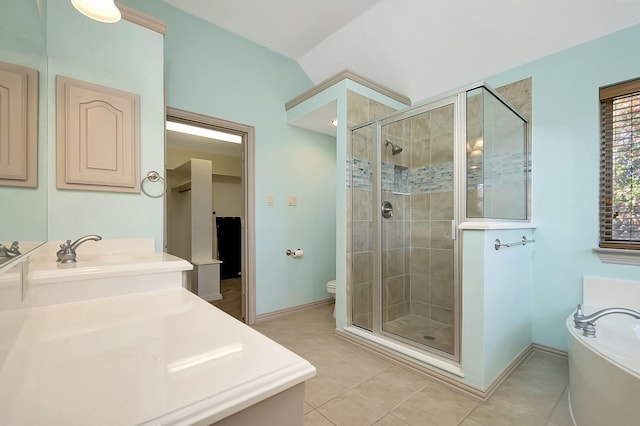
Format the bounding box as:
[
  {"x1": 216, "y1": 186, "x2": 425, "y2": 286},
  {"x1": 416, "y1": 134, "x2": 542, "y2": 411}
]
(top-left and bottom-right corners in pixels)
[{"x1": 368, "y1": 91, "x2": 466, "y2": 363}]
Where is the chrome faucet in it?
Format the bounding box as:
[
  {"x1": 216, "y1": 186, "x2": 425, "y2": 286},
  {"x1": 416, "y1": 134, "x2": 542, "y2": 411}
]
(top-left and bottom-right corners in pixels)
[
  {"x1": 56, "y1": 235, "x2": 102, "y2": 263},
  {"x1": 573, "y1": 304, "x2": 640, "y2": 338},
  {"x1": 0, "y1": 241, "x2": 21, "y2": 258}
]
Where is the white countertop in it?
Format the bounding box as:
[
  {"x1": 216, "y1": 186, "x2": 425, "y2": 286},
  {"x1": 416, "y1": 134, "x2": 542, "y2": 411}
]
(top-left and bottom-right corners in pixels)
[
  {"x1": 28, "y1": 251, "x2": 193, "y2": 285},
  {"x1": 0, "y1": 288, "x2": 316, "y2": 425}
]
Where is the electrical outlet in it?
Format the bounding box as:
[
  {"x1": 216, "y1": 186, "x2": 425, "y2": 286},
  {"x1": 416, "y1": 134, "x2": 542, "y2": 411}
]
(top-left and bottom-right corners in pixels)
[{"x1": 288, "y1": 195, "x2": 297, "y2": 206}]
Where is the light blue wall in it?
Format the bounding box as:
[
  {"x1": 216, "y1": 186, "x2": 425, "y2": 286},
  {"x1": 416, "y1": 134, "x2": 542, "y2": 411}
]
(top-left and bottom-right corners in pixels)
[
  {"x1": 287, "y1": 79, "x2": 408, "y2": 330},
  {"x1": 485, "y1": 24, "x2": 640, "y2": 351},
  {"x1": 481, "y1": 229, "x2": 533, "y2": 382},
  {"x1": 0, "y1": 0, "x2": 48, "y2": 242},
  {"x1": 46, "y1": 0, "x2": 165, "y2": 248},
  {"x1": 121, "y1": 0, "x2": 337, "y2": 314}
]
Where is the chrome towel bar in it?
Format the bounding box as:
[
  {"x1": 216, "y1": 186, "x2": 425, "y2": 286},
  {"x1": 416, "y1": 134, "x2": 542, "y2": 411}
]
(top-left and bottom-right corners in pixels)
[{"x1": 494, "y1": 236, "x2": 535, "y2": 250}]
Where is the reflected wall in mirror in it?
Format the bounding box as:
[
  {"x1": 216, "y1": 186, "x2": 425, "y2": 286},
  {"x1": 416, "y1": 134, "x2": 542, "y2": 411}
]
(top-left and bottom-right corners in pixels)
[
  {"x1": 0, "y1": 0, "x2": 47, "y2": 246},
  {"x1": 0, "y1": 0, "x2": 166, "y2": 275}
]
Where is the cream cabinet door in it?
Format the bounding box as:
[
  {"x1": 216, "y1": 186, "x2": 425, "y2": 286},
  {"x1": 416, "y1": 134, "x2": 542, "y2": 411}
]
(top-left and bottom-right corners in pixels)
[
  {"x1": 0, "y1": 61, "x2": 38, "y2": 188},
  {"x1": 56, "y1": 75, "x2": 140, "y2": 192}
]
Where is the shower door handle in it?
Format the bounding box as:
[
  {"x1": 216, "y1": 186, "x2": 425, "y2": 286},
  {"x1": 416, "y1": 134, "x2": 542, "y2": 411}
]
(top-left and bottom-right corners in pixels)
[{"x1": 381, "y1": 201, "x2": 393, "y2": 219}]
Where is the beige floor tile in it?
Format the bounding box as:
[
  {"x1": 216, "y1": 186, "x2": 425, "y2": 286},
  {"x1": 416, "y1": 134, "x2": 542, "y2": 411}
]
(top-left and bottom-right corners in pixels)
[
  {"x1": 331, "y1": 353, "x2": 392, "y2": 381},
  {"x1": 353, "y1": 366, "x2": 430, "y2": 411},
  {"x1": 374, "y1": 413, "x2": 409, "y2": 425},
  {"x1": 279, "y1": 336, "x2": 328, "y2": 356},
  {"x1": 317, "y1": 390, "x2": 391, "y2": 425},
  {"x1": 547, "y1": 398, "x2": 573, "y2": 426},
  {"x1": 509, "y1": 353, "x2": 569, "y2": 399},
  {"x1": 467, "y1": 400, "x2": 551, "y2": 426},
  {"x1": 304, "y1": 401, "x2": 314, "y2": 414},
  {"x1": 392, "y1": 383, "x2": 477, "y2": 426},
  {"x1": 254, "y1": 305, "x2": 571, "y2": 426},
  {"x1": 303, "y1": 347, "x2": 351, "y2": 371},
  {"x1": 458, "y1": 418, "x2": 483, "y2": 426},
  {"x1": 487, "y1": 375, "x2": 560, "y2": 416},
  {"x1": 505, "y1": 368, "x2": 567, "y2": 400},
  {"x1": 305, "y1": 409, "x2": 336, "y2": 425},
  {"x1": 519, "y1": 352, "x2": 568, "y2": 376},
  {"x1": 314, "y1": 335, "x2": 368, "y2": 356},
  {"x1": 305, "y1": 372, "x2": 352, "y2": 407},
  {"x1": 252, "y1": 325, "x2": 307, "y2": 342}
]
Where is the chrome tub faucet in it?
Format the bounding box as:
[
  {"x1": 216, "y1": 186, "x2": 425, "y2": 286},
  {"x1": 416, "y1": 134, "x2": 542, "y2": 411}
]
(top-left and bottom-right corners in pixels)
[
  {"x1": 56, "y1": 235, "x2": 102, "y2": 263},
  {"x1": 573, "y1": 304, "x2": 640, "y2": 338}
]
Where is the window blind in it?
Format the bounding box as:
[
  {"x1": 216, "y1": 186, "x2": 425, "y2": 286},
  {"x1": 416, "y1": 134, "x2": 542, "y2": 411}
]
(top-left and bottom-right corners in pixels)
[{"x1": 599, "y1": 78, "x2": 640, "y2": 249}]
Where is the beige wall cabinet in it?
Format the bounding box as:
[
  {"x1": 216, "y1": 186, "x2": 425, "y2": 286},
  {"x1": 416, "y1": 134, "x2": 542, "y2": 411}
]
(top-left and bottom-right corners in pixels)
[
  {"x1": 56, "y1": 75, "x2": 140, "y2": 192},
  {"x1": 0, "y1": 61, "x2": 38, "y2": 188}
]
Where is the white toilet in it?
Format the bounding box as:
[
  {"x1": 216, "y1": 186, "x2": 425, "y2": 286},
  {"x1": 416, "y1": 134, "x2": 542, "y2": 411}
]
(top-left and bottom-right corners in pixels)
[{"x1": 327, "y1": 280, "x2": 336, "y2": 318}]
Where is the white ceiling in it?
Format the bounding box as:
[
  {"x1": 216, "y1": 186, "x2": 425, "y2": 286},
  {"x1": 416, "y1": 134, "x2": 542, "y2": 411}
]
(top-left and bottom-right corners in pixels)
[
  {"x1": 161, "y1": 0, "x2": 640, "y2": 104},
  {"x1": 160, "y1": 0, "x2": 640, "y2": 140}
]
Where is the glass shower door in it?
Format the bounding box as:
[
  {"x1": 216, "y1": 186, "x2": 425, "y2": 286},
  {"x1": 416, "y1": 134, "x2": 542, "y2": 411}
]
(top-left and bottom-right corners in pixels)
[{"x1": 379, "y1": 102, "x2": 457, "y2": 356}]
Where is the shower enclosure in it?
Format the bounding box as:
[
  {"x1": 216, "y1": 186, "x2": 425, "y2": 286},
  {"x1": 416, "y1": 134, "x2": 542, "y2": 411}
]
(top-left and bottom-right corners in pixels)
[{"x1": 348, "y1": 83, "x2": 528, "y2": 364}]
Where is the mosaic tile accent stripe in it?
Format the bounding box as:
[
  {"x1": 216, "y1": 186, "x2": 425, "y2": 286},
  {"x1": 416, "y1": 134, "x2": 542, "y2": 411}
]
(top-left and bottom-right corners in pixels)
[
  {"x1": 350, "y1": 156, "x2": 454, "y2": 194},
  {"x1": 467, "y1": 152, "x2": 527, "y2": 188},
  {"x1": 409, "y1": 162, "x2": 454, "y2": 194},
  {"x1": 349, "y1": 153, "x2": 527, "y2": 193},
  {"x1": 382, "y1": 163, "x2": 409, "y2": 193},
  {"x1": 351, "y1": 157, "x2": 372, "y2": 190}
]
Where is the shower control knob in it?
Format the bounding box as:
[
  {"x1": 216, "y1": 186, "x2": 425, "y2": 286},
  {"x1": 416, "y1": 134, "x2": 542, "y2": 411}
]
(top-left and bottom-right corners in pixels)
[{"x1": 381, "y1": 201, "x2": 393, "y2": 219}]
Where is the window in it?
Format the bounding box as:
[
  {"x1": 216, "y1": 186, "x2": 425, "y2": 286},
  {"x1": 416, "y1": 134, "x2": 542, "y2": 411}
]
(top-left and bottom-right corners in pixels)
[{"x1": 600, "y1": 78, "x2": 640, "y2": 249}]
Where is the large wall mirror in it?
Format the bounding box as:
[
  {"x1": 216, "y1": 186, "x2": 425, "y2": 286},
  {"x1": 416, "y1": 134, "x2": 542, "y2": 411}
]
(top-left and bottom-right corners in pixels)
[{"x1": 0, "y1": 1, "x2": 48, "y2": 266}]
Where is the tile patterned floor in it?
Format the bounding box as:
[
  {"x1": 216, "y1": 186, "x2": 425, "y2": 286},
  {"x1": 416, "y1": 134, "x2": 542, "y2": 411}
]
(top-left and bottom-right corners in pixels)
[{"x1": 250, "y1": 304, "x2": 573, "y2": 426}]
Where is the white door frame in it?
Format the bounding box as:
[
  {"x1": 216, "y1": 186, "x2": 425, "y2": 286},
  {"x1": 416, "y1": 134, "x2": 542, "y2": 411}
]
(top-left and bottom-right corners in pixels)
[{"x1": 165, "y1": 107, "x2": 256, "y2": 324}]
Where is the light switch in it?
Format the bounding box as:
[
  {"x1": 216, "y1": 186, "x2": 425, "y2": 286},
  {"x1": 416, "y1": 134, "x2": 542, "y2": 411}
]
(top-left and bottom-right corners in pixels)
[
  {"x1": 267, "y1": 194, "x2": 274, "y2": 206},
  {"x1": 288, "y1": 195, "x2": 297, "y2": 206}
]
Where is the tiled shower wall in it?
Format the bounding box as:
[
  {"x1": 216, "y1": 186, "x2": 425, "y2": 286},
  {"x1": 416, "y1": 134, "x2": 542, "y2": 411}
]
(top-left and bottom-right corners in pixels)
[
  {"x1": 348, "y1": 90, "x2": 396, "y2": 330},
  {"x1": 405, "y1": 106, "x2": 455, "y2": 325},
  {"x1": 349, "y1": 99, "x2": 457, "y2": 327},
  {"x1": 381, "y1": 119, "x2": 411, "y2": 323}
]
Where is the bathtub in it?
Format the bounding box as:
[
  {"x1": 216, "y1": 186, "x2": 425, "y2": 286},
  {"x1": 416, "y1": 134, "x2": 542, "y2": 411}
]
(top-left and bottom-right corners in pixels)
[{"x1": 567, "y1": 306, "x2": 640, "y2": 426}]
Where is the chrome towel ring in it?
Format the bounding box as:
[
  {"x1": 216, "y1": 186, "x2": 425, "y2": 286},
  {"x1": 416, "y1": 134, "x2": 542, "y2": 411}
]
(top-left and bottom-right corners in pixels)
[{"x1": 141, "y1": 170, "x2": 167, "y2": 198}]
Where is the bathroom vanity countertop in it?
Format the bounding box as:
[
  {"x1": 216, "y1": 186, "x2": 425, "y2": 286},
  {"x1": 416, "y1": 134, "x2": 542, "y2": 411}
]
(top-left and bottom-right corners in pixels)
[
  {"x1": 0, "y1": 288, "x2": 316, "y2": 425},
  {"x1": 27, "y1": 251, "x2": 193, "y2": 284}
]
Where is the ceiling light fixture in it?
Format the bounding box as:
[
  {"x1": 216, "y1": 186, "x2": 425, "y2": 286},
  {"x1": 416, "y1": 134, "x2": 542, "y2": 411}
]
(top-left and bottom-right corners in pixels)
[
  {"x1": 166, "y1": 121, "x2": 242, "y2": 144},
  {"x1": 71, "y1": 0, "x2": 121, "y2": 23},
  {"x1": 329, "y1": 118, "x2": 338, "y2": 127}
]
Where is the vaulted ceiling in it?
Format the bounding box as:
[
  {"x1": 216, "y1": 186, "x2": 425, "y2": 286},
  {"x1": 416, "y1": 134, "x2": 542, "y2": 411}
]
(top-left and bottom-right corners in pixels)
[{"x1": 161, "y1": 0, "x2": 640, "y2": 103}]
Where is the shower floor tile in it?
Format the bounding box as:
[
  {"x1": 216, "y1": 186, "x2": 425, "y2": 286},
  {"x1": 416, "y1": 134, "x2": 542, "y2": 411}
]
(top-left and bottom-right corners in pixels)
[{"x1": 383, "y1": 314, "x2": 454, "y2": 354}]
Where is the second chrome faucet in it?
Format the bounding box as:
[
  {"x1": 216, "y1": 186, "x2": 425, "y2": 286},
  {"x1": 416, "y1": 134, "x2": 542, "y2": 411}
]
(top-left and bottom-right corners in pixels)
[
  {"x1": 56, "y1": 235, "x2": 102, "y2": 263},
  {"x1": 573, "y1": 304, "x2": 640, "y2": 337}
]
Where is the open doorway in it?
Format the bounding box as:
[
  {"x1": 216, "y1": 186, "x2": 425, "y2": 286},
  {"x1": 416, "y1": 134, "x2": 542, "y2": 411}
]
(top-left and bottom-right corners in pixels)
[{"x1": 164, "y1": 107, "x2": 256, "y2": 323}]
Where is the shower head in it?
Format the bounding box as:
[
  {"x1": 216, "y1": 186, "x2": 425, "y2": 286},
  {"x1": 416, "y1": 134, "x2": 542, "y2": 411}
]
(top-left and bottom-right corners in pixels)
[{"x1": 385, "y1": 140, "x2": 403, "y2": 155}]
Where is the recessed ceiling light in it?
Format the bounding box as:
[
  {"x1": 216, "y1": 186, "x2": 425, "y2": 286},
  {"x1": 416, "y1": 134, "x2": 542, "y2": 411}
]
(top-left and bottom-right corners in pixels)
[{"x1": 166, "y1": 121, "x2": 242, "y2": 144}]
